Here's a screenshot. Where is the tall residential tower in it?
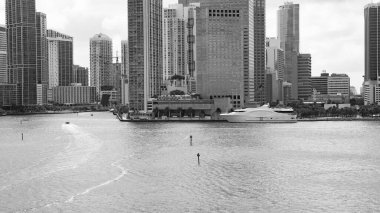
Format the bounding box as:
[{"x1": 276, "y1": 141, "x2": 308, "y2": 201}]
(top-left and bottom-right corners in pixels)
[
  {"x1": 128, "y1": 0, "x2": 163, "y2": 111},
  {"x1": 90, "y1": 33, "x2": 113, "y2": 97},
  {"x1": 364, "y1": 3, "x2": 380, "y2": 104},
  {"x1": 6, "y1": 0, "x2": 38, "y2": 105}
]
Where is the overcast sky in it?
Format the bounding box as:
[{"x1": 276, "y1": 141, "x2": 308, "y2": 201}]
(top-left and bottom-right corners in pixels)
[{"x1": 0, "y1": 0, "x2": 373, "y2": 90}]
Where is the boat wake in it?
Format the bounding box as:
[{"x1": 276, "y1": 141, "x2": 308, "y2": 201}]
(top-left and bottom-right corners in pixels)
[
  {"x1": 65, "y1": 158, "x2": 129, "y2": 203},
  {"x1": 0, "y1": 123, "x2": 103, "y2": 193}
]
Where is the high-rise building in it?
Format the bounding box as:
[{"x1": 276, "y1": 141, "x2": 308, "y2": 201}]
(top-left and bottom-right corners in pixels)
[
  {"x1": 47, "y1": 30, "x2": 73, "y2": 101},
  {"x1": 364, "y1": 3, "x2": 380, "y2": 104},
  {"x1": 278, "y1": 2, "x2": 299, "y2": 100},
  {"x1": 265, "y1": 37, "x2": 285, "y2": 103},
  {"x1": 252, "y1": 0, "x2": 266, "y2": 104},
  {"x1": 163, "y1": 3, "x2": 199, "y2": 94},
  {"x1": 192, "y1": 0, "x2": 265, "y2": 108},
  {"x1": 6, "y1": 0, "x2": 38, "y2": 105},
  {"x1": 73, "y1": 65, "x2": 89, "y2": 86},
  {"x1": 297, "y1": 53, "x2": 312, "y2": 100},
  {"x1": 90, "y1": 33, "x2": 113, "y2": 98},
  {"x1": 128, "y1": 0, "x2": 162, "y2": 111},
  {"x1": 266, "y1": 37, "x2": 284, "y2": 80},
  {"x1": 163, "y1": 4, "x2": 186, "y2": 80},
  {"x1": 311, "y1": 72, "x2": 329, "y2": 95},
  {"x1": 0, "y1": 25, "x2": 7, "y2": 84},
  {"x1": 36, "y1": 12, "x2": 48, "y2": 104}
]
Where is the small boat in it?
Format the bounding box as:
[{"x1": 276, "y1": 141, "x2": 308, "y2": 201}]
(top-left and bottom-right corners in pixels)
[
  {"x1": 65, "y1": 122, "x2": 70, "y2": 124},
  {"x1": 221, "y1": 104, "x2": 297, "y2": 123}
]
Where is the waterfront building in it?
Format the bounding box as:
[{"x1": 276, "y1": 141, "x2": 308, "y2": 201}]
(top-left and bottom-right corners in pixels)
[
  {"x1": 328, "y1": 73, "x2": 350, "y2": 102},
  {"x1": 6, "y1": 0, "x2": 38, "y2": 105},
  {"x1": 110, "y1": 62, "x2": 122, "y2": 103},
  {"x1": 0, "y1": 84, "x2": 17, "y2": 107},
  {"x1": 90, "y1": 33, "x2": 113, "y2": 98},
  {"x1": 297, "y1": 53, "x2": 312, "y2": 100},
  {"x1": 192, "y1": 0, "x2": 265, "y2": 108},
  {"x1": 282, "y1": 82, "x2": 292, "y2": 104},
  {"x1": 73, "y1": 65, "x2": 89, "y2": 87},
  {"x1": 311, "y1": 72, "x2": 329, "y2": 95},
  {"x1": 52, "y1": 85, "x2": 96, "y2": 105},
  {"x1": 47, "y1": 30, "x2": 73, "y2": 101},
  {"x1": 278, "y1": 2, "x2": 299, "y2": 100},
  {"x1": 36, "y1": 13, "x2": 48, "y2": 104},
  {"x1": 128, "y1": 0, "x2": 163, "y2": 112},
  {"x1": 0, "y1": 25, "x2": 7, "y2": 84},
  {"x1": 364, "y1": 3, "x2": 380, "y2": 104}
]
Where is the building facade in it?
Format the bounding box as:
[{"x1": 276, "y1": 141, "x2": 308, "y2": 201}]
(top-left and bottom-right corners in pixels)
[
  {"x1": 36, "y1": 13, "x2": 48, "y2": 104},
  {"x1": 90, "y1": 33, "x2": 113, "y2": 98},
  {"x1": 163, "y1": 4, "x2": 186, "y2": 80},
  {"x1": 0, "y1": 25, "x2": 7, "y2": 84},
  {"x1": 364, "y1": 3, "x2": 380, "y2": 104},
  {"x1": 328, "y1": 73, "x2": 350, "y2": 100},
  {"x1": 52, "y1": 86, "x2": 96, "y2": 105},
  {"x1": 0, "y1": 84, "x2": 17, "y2": 107},
  {"x1": 128, "y1": 0, "x2": 163, "y2": 111},
  {"x1": 73, "y1": 65, "x2": 89, "y2": 86},
  {"x1": 194, "y1": 0, "x2": 264, "y2": 109},
  {"x1": 121, "y1": 40, "x2": 129, "y2": 105},
  {"x1": 278, "y1": 2, "x2": 299, "y2": 100},
  {"x1": 297, "y1": 53, "x2": 312, "y2": 100},
  {"x1": 6, "y1": 0, "x2": 38, "y2": 105},
  {"x1": 121, "y1": 40, "x2": 129, "y2": 76},
  {"x1": 311, "y1": 72, "x2": 329, "y2": 95},
  {"x1": 47, "y1": 30, "x2": 73, "y2": 87}
]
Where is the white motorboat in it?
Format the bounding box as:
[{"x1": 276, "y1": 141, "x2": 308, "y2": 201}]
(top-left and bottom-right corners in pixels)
[{"x1": 221, "y1": 104, "x2": 297, "y2": 123}]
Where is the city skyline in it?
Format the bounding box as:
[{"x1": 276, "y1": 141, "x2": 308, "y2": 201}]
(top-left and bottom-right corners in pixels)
[{"x1": 0, "y1": 0, "x2": 372, "y2": 90}]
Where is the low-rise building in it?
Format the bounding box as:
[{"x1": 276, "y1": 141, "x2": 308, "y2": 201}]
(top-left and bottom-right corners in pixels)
[
  {"x1": 52, "y1": 86, "x2": 96, "y2": 105},
  {"x1": 363, "y1": 81, "x2": 380, "y2": 105},
  {"x1": 100, "y1": 90, "x2": 120, "y2": 104}
]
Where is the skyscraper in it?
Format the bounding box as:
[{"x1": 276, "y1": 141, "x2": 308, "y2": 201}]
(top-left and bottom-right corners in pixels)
[
  {"x1": 47, "y1": 29, "x2": 73, "y2": 99},
  {"x1": 0, "y1": 25, "x2": 7, "y2": 84},
  {"x1": 364, "y1": 3, "x2": 380, "y2": 104},
  {"x1": 6, "y1": 0, "x2": 38, "y2": 105},
  {"x1": 163, "y1": 4, "x2": 186, "y2": 81},
  {"x1": 252, "y1": 0, "x2": 266, "y2": 104},
  {"x1": 266, "y1": 37, "x2": 285, "y2": 102},
  {"x1": 128, "y1": 0, "x2": 162, "y2": 111},
  {"x1": 365, "y1": 3, "x2": 380, "y2": 82},
  {"x1": 36, "y1": 12, "x2": 48, "y2": 104},
  {"x1": 278, "y1": 2, "x2": 299, "y2": 100},
  {"x1": 297, "y1": 53, "x2": 312, "y2": 100},
  {"x1": 90, "y1": 33, "x2": 113, "y2": 97},
  {"x1": 192, "y1": 0, "x2": 265, "y2": 108}
]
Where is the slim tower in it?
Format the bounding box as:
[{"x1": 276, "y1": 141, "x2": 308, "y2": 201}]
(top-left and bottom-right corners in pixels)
[
  {"x1": 278, "y1": 2, "x2": 299, "y2": 100},
  {"x1": 90, "y1": 33, "x2": 113, "y2": 97},
  {"x1": 128, "y1": 0, "x2": 163, "y2": 112}
]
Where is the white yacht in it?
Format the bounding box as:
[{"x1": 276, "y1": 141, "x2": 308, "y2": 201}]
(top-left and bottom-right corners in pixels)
[{"x1": 221, "y1": 104, "x2": 297, "y2": 123}]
